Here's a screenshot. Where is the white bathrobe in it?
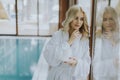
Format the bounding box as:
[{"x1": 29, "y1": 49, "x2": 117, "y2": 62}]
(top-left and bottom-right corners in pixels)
[
  {"x1": 93, "y1": 36, "x2": 120, "y2": 80},
  {"x1": 43, "y1": 30, "x2": 91, "y2": 80}
]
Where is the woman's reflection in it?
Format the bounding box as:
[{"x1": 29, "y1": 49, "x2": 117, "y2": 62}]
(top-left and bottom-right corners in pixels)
[{"x1": 93, "y1": 6, "x2": 120, "y2": 80}]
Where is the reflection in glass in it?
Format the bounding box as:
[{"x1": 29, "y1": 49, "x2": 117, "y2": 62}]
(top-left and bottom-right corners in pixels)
[
  {"x1": 0, "y1": 0, "x2": 16, "y2": 34},
  {"x1": 96, "y1": 0, "x2": 109, "y2": 30},
  {"x1": 93, "y1": 5, "x2": 120, "y2": 80}
]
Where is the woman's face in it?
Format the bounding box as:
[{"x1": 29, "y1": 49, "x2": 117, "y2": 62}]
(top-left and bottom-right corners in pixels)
[
  {"x1": 70, "y1": 11, "x2": 84, "y2": 31},
  {"x1": 102, "y1": 12, "x2": 115, "y2": 31}
]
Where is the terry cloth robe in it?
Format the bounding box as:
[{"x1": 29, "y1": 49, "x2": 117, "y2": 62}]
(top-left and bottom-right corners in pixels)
[
  {"x1": 93, "y1": 36, "x2": 120, "y2": 80},
  {"x1": 44, "y1": 29, "x2": 91, "y2": 80}
]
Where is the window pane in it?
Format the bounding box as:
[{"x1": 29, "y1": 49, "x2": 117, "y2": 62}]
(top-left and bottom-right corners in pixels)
[
  {"x1": 111, "y1": 0, "x2": 120, "y2": 20},
  {"x1": 0, "y1": 0, "x2": 16, "y2": 35},
  {"x1": 77, "y1": 0, "x2": 91, "y2": 26},
  {"x1": 17, "y1": 0, "x2": 38, "y2": 35},
  {"x1": 111, "y1": 0, "x2": 119, "y2": 8},
  {"x1": 39, "y1": 0, "x2": 59, "y2": 35},
  {"x1": 96, "y1": 0, "x2": 108, "y2": 30},
  {"x1": 93, "y1": 0, "x2": 120, "y2": 80}
]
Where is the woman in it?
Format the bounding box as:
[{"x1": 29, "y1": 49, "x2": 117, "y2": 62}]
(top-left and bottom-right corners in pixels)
[
  {"x1": 44, "y1": 5, "x2": 91, "y2": 80},
  {"x1": 93, "y1": 6, "x2": 120, "y2": 80}
]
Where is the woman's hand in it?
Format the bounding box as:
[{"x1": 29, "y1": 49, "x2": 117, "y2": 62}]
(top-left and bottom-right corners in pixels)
[
  {"x1": 64, "y1": 57, "x2": 78, "y2": 67},
  {"x1": 68, "y1": 30, "x2": 81, "y2": 45}
]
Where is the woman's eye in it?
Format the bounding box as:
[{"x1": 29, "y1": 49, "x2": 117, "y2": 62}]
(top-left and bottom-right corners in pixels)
[
  {"x1": 109, "y1": 18, "x2": 113, "y2": 21},
  {"x1": 80, "y1": 17, "x2": 84, "y2": 21},
  {"x1": 103, "y1": 18, "x2": 107, "y2": 21},
  {"x1": 75, "y1": 17, "x2": 84, "y2": 21},
  {"x1": 75, "y1": 17, "x2": 79, "y2": 20}
]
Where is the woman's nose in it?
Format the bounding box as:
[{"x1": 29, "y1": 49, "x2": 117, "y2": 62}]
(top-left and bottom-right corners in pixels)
[
  {"x1": 77, "y1": 19, "x2": 81, "y2": 23},
  {"x1": 106, "y1": 20, "x2": 110, "y2": 24}
]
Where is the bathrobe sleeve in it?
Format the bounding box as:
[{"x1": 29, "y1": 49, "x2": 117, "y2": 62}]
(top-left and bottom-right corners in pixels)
[
  {"x1": 93, "y1": 38, "x2": 118, "y2": 77},
  {"x1": 43, "y1": 30, "x2": 72, "y2": 67},
  {"x1": 93, "y1": 59, "x2": 117, "y2": 77},
  {"x1": 73, "y1": 39, "x2": 91, "y2": 79},
  {"x1": 93, "y1": 52, "x2": 118, "y2": 77}
]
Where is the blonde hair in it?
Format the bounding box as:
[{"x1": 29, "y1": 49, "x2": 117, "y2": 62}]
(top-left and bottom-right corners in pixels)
[
  {"x1": 102, "y1": 6, "x2": 119, "y2": 32},
  {"x1": 96, "y1": 6, "x2": 119, "y2": 44},
  {"x1": 62, "y1": 5, "x2": 89, "y2": 38},
  {"x1": 96, "y1": 6, "x2": 119, "y2": 35}
]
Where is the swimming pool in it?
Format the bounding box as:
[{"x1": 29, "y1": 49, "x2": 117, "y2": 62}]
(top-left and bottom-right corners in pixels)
[{"x1": 0, "y1": 37, "x2": 46, "y2": 80}]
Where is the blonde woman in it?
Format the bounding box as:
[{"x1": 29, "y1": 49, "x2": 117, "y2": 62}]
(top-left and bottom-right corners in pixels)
[
  {"x1": 43, "y1": 5, "x2": 91, "y2": 80},
  {"x1": 93, "y1": 6, "x2": 120, "y2": 80}
]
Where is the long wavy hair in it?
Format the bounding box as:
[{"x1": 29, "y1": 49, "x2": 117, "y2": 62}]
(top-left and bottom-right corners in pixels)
[
  {"x1": 96, "y1": 6, "x2": 119, "y2": 44},
  {"x1": 62, "y1": 5, "x2": 89, "y2": 38},
  {"x1": 102, "y1": 6, "x2": 119, "y2": 33}
]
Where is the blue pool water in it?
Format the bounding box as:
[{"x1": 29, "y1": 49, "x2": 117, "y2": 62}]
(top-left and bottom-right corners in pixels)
[{"x1": 0, "y1": 38, "x2": 46, "y2": 80}]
